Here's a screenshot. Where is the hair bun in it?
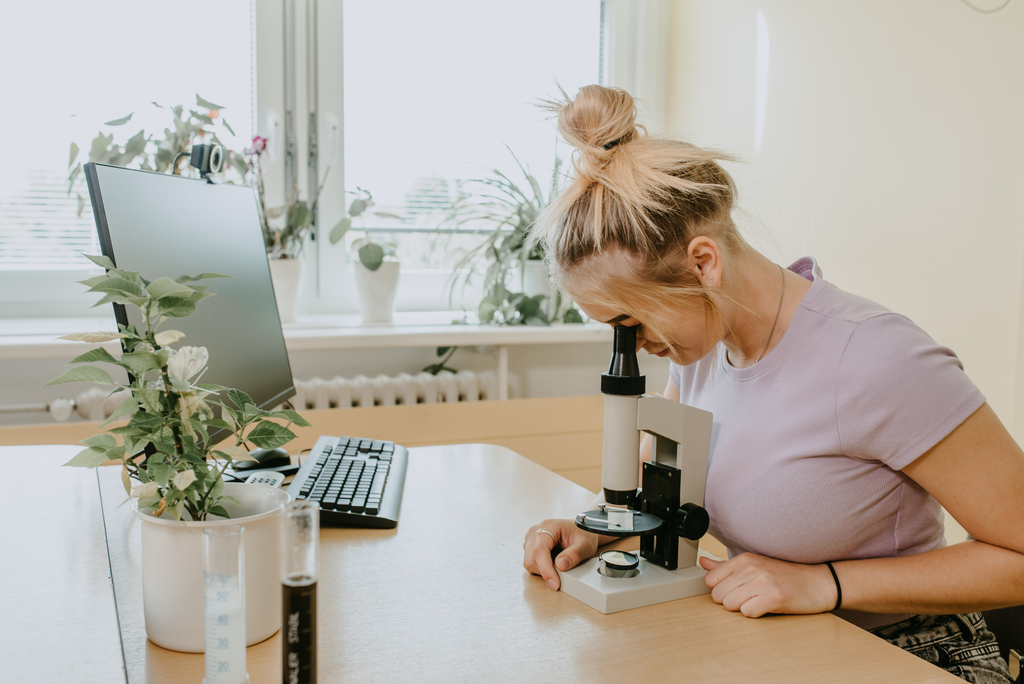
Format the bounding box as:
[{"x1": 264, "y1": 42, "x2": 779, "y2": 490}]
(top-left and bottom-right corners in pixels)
[{"x1": 554, "y1": 85, "x2": 642, "y2": 177}]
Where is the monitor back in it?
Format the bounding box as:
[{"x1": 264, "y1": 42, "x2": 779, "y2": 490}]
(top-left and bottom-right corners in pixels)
[{"x1": 85, "y1": 163, "x2": 295, "y2": 412}]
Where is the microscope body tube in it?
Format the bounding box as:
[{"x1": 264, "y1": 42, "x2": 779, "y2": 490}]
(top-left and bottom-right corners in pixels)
[{"x1": 602, "y1": 394, "x2": 641, "y2": 507}]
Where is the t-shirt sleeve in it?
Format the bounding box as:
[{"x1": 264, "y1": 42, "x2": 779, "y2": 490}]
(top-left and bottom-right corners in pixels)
[
  {"x1": 669, "y1": 361, "x2": 681, "y2": 391},
  {"x1": 835, "y1": 313, "x2": 985, "y2": 470}
]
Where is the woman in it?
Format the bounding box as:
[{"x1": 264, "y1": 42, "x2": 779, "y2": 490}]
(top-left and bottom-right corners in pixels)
[{"x1": 522, "y1": 85, "x2": 1023, "y2": 683}]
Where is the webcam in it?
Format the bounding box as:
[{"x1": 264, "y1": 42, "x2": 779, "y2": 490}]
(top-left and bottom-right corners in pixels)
[{"x1": 189, "y1": 144, "x2": 223, "y2": 178}]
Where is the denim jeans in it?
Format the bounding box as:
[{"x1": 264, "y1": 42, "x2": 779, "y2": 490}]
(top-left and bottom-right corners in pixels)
[{"x1": 870, "y1": 612, "x2": 1012, "y2": 683}]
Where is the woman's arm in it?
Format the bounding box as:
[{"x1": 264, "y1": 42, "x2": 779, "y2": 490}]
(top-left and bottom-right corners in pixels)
[
  {"x1": 839, "y1": 402, "x2": 1024, "y2": 613},
  {"x1": 700, "y1": 403, "x2": 1024, "y2": 617}
]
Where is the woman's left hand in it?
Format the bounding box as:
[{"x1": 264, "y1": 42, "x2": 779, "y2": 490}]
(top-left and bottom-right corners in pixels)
[{"x1": 698, "y1": 553, "x2": 838, "y2": 617}]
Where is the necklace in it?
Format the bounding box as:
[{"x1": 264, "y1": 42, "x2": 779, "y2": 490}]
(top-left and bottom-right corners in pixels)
[{"x1": 754, "y1": 264, "x2": 786, "y2": 363}]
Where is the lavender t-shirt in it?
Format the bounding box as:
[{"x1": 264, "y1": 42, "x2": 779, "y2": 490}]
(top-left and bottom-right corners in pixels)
[{"x1": 670, "y1": 257, "x2": 985, "y2": 630}]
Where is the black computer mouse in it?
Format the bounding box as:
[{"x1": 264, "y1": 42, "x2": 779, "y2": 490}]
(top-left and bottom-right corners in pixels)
[{"x1": 234, "y1": 447, "x2": 292, "y2": 470}]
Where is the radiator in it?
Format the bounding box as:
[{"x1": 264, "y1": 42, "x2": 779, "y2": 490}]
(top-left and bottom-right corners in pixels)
[
  {"x1": 291, "y1": 370, "x2": 498, "y2": 410},
  {"x1": 23, "y1": 370, "x2": 497, "y2": 423}
]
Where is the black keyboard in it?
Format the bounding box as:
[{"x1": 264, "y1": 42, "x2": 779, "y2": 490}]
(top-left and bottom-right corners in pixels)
[{"x1": 288, "y1": 435, "x2": 408, "y2": 528}]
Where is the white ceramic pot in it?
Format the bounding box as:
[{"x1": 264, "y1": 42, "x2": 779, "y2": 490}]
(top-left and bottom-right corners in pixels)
[
  {"x1": 355, "y1": 259, "x2": 400, "y2": 325},
  {"x1": 269, "y1": 257, "x2": 303, "y2": 323},
  {"x1": 134, "y1": 482, "x2": 290, "y2": 653},
  {"x1": 521, "y1": 259, "x2": 556, "y2": 319}
]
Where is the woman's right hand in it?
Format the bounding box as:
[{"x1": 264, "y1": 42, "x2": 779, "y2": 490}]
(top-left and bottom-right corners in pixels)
[{"x1": 523, "y1": 519, "x2": 600, "y2": 591}]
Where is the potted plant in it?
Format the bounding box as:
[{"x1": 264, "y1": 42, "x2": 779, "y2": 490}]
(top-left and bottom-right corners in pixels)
[
  {"x1": 243, "y1": 134, "x2": 323, "y2": 323},
  {"x1": 328, "y1": 189, "x2": 402, "y2": 325},
  {"x1": 48, "y1": 255, "x2": 312, "y2": 652},
  {"x1": 444, "y1": 151, "x2": 582, "y2": 325},
  {"x1": 68, "y1": 95, "x2": 247, "y2": 216}
]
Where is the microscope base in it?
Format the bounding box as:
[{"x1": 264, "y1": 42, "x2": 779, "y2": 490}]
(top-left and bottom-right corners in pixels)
[{"x1": 557, "y1": 555, "x2": 710, "y2": 614}]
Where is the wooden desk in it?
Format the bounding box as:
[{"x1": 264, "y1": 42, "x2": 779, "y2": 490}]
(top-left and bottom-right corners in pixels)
[{"x1": 3, "y1": 445, "x2": 958, "y2": 683}]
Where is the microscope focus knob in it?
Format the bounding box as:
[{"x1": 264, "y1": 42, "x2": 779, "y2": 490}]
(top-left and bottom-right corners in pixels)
[{"x1": 673, "y1": 503, "x2": 710, "y2": 541}]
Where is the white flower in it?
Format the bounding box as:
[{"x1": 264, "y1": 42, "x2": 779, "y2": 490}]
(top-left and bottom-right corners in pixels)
[
  {"x1": 154, "y1": 330, "x2": 185, "y2": 346},
  {"x1": 167, "y1": 346, "x2": 208, "y2": 384},
  {"x1": 130, "y1": 481, "x2": 160, "y2": 498},
  {"x1": 171, "y1": 470, "x2": 197, "y2": 490}
]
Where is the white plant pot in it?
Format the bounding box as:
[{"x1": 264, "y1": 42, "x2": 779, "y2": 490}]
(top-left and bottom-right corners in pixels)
[
  {"x1": 269, "y1": 257, "x2": 303, "y2": 323},
  {"x1": 134, "y1": 482, "x2": 290, "y2": 653},
  {"x1": 355, "y1": 259, "x2": 400, "y2": 325},
  {"x1": 521, "y1": 259, "x2": 556, "y2": 319}
]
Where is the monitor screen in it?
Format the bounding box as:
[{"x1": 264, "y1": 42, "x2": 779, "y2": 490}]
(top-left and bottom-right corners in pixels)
[{"x1": 84, "y1": 163, "x2": 295, "y2": 418}]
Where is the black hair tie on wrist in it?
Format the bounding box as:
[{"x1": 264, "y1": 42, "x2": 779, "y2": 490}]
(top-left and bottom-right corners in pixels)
[{"x1": 824, "y1": 561, "x2": 842, "y2": 611}]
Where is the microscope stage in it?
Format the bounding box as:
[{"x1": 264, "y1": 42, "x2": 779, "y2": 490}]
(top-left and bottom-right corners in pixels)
[{"x1": 557, "y1": 555, "x2": 710, "y2": 614}]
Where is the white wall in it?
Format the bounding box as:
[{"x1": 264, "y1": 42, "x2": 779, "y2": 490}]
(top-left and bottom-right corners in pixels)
[{"x1": 664, "y1": 0, "x2": 1024, "y2": 437}]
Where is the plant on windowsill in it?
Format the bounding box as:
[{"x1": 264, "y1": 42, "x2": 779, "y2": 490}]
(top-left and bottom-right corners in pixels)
[
  {"x1": 47, "y1": 255, "x2": 312, "y2": 651},
  {"x1": 68, "y1": 95, "x2": 247, "y2": 216},
  {"x1": 443, "y1": 150, "x2": 583, "y2": 326},
  {"x1": 329, "y1": 190, "x2": 404, "y2": 325}
]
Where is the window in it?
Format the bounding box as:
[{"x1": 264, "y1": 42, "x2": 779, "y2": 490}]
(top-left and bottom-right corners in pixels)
[
  {"x1": 330, "y1": 0, "x2": 603, "y2": 313},
  {"x1": 0, "y1": 0, "x2": 255, "y2": 317},
  {"x1": 0, "y1": 0, "x2": 603, "y2": 319}
]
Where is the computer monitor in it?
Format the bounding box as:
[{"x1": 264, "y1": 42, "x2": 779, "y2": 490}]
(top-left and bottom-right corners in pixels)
[{"x1": 84, "y1": 162, "x2": 295, "y2": 424}]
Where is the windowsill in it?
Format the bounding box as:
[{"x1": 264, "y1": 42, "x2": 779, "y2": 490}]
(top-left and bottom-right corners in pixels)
[{"x1": 0, "y1": 312, "x2": 613, "y2": 360}]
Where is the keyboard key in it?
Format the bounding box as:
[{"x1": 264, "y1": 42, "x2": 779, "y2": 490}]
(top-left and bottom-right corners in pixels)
[
  {"x1": 365, "y1": 501, "x2": 380, "y2": 515},
  {"x1": 336, "y1": 499, "x2": 351, "y2": 511},
  {"x1": 351, "y1": 497, "x2": 366, "y2": 513},
  {"x1": 370, "y1": 471, "x2": 387, "y2": 497}
]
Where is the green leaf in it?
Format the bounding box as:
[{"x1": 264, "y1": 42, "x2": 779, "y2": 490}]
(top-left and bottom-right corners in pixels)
[
  {"x1": 104, "y1": 113, "x2": 133, "y2": 126},
  {"x1": 348, "y1": 198, "x2": 368, "y2": 217},
  {"x1": 135, "y1": 387, "x2": 162, "y2": 413},
  {"x1": 89, "y1": 276, "x2": 146, "y2": 298},
  {"x1": 127, "y1": 408, "x2": 164, "y2": 431},
  {"x1": 146, "y1": 277, "x2": 194, "y2": 300},
  {"x1": 174, "y1": 272, "x2": 233, "y2": 284},
  {"x1": 69, "y1": 347, "x2": 121, "y2": 365},
  {"x1": 329, "y1": 218, "x2": 352, "y2": 244},
  {"x1": 358, "y1": 243, "x2": 384, "y2": 271},
  {"x1": 69, "y1": 142, "x2": 80, "y2": 167},
  {"x1": 246, "y1": 421, "x2": 297, "y2": 450},
  {"x1": 196, "y1": 94, "x2": 225, "y2": 110},
  {"x1": 43, "y1": 365, "x2": 117, "y2": 388},
  {"x1": 100, "y1": 396, "x2": 140, "y2": 427},
  {"x1": 374, "y1": 211, "x2": 403, "y2": 220},
  {"x1": 222, "y1": 119, "x2": 235, "y2": 136},
  {"x1": 84, "y1": 254, "x2": 115, "y2": 270},
  {"x1": 203, "y1": 419, "x2": 235, "y2": 432},
  {"x1": 208, "y1": 505, "x2": 230, "y2": 519},
  {"x1": 119, "y1": 351, "x2": 163, "y2": 377},
  {"x1": 563, "y1": 308, "x2": 584, "y2": 324},
  {"x1": 64, "y1": 447, "x2": 110, "y2": 468},
  {"x1": 437, "y1": 347, "x2": 451, "y2": 356},
  {"x1": 270, "y1": 409, "x2": 312, "y2": 428},
  {"x1": 227, "y1": 389, "x2": 254, "y2": 410},
  {"x1": 82, "y1": 434, "x2": 118, "y2": 449}
]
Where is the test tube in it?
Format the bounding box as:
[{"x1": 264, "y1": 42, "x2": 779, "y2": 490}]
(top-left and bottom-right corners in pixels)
[
  {"x1": 203, "y1": 525, "x2": 249, "y2": 684},
  {"x1": 281, "y1": 500, "x2": 319, "y2": 684}
]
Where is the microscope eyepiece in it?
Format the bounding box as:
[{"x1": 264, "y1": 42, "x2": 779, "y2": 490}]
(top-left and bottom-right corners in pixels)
[{"x1": 601, "y1": 325, "x2": 646, "y2": 396}]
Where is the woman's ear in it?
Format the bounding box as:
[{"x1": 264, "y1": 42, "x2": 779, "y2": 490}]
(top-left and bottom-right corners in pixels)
[{"x1": 687, "y1": 237, "x2": 722, "y2": 287}]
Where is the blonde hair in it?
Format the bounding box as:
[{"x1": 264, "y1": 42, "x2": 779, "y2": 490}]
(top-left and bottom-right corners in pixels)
[{"x1": 531, "y1": 85, "x2": 741, "y2": 344}]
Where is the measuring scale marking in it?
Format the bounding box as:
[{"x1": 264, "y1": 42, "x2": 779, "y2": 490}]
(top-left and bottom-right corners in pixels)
[{"x1": 204, "y1": 570, "x2": 248, "y2": 684}]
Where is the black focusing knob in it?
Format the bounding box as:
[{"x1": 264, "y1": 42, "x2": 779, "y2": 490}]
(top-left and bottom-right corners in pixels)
[{"x1": 673, "y1": 503, "x2": 710, "y2": 541}]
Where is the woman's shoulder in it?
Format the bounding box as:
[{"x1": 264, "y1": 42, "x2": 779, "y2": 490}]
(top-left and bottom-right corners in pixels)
[{"x1": 795, "y1": 258, "x2": 901, "y2": 328}]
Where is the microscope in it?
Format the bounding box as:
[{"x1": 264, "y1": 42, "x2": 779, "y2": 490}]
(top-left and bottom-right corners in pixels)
[{"x1": 556, "y1": 325, "x2": 714, "y2": 614}]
